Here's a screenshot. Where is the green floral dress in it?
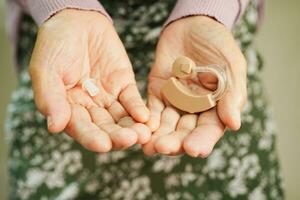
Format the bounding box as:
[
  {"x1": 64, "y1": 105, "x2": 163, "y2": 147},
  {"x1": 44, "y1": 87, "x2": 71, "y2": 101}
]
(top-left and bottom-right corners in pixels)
[{"x1": 6, "y1": 1, "x2": 284, "y2": 199}]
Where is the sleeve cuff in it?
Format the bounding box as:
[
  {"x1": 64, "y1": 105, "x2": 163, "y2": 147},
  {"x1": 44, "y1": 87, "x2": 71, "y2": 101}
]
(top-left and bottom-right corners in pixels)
[
  {"x1": 27, "y1": 0, "x2": 112, "y2": 26},
  {"x1": 164, "y1": 0, "x2": 241, "y2": 30}
]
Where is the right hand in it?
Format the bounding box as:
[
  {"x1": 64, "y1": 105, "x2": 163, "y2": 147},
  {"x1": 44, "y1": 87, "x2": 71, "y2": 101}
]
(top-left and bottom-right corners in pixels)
[{"x1": 29, "y1": 9, "x2": 150, "y2": 153}]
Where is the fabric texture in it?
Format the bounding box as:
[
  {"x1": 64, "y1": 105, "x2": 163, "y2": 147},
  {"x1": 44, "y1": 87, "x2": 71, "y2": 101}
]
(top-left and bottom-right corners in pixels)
[
  {"x1": 25, "y1": 0, "x2": 111, "y2": 26},
  {"x1": 5, "y1": 1, "x2": 283, "y2": 199},
  {"x1": 8, "y1": 0, "x2": 251, "y2": 28},
  {"x1": 165, "y1": 0, "x2": 249, "y2": 29}
]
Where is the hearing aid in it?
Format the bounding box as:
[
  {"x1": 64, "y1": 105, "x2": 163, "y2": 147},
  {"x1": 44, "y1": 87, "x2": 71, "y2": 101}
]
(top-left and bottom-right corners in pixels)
[{"x1": 161, "y1": 56, "x2": 228, "y2": 113}]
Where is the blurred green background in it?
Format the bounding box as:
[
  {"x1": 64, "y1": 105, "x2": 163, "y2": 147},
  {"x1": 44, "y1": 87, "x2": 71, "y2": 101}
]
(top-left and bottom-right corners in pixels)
[
  {"x1": 0, "y1": 0, "x2": 16, "y2": 200},
  {"x1": 1, "y1": 0, "x2": 300, "y2": 199}
]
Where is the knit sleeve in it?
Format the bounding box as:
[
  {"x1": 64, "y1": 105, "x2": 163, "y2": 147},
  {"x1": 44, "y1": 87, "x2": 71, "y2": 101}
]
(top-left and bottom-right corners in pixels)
[
  {"x1": 164, "y1": 0, "x2": 250, "y2": 30},
  {"x1": 22, "y1": 0, "x2": 111, "y2": 26}
]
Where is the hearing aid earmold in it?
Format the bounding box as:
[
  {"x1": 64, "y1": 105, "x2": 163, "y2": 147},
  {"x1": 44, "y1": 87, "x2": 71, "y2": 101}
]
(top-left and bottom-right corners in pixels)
[{"x1": 161, "y1": 56, "x2": 228, "y2": 113}]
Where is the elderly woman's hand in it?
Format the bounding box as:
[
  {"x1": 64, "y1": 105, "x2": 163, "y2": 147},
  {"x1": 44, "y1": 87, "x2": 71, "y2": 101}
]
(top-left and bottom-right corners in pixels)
[
  {"x1": 143, "y1": 16, "x2": 247, "y2": 157},
  {"x1": 29, "y1": 9, "x2": 150, "y2": 153}
]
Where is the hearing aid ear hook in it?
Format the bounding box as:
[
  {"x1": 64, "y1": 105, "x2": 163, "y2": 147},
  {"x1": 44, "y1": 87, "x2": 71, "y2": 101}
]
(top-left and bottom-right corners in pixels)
[{"x1": 161, "y1": 56, "x2": 228, "y2": 113}]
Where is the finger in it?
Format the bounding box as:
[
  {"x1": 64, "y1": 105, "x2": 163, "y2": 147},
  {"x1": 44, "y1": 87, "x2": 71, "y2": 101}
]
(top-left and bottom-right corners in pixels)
[
  {"x1": 183, "y1": 109, "x2": 225, "y2": 158},
  {"x1": 217, "y1": 78, "x2": 247, "y2": 131},
  {"x1": 108, "y1": 101, "x2": 128, "y2": 122},
  {"x1": 101, "y1": 67, "x2": 133, "y2": 99},
  {"x1": 197, "y1": 72, "x2": 218, "y2": 91},
  {"x1": 218, "y1": 56, "x2": 247, "y2": 131},
  {"x1": 65, "y1": 104, "x2": 112, "y2": 153},
  {"x1": 177, "y1": 114, "x2": 198, "y2": 131},
  {"x1": 118, "y1": 116, "x2": 151, "y2": 144},
  {"x1": 146, "y1": 95, "x2": 165, "y2": 131},
  {"x1": 142, "y1": 107, "x2": 180, "y2": 156},
  {"x1": 67, "y1": 87, "x2": 97, "y2": 109},
  {"x1": 101, "y1": 124, "x2": 137, "y2": 149},
  {"x1": 89, "y1": 106, "x2": 137, "y2": 149},
  {"x1": 91, "y1": 82, "x2": 113, "y2": 108},
  {"x1": 154, "y1": 114, "x2": 197, "y2": 155},
  {"x1": 119, "y1": 84, "x2": 150, "y2": 123},
  {"x1": 29, "y1": 67, "x2": 71, "y2": 133},
  {"x1": 88, "y1": 106, "x2": 115, "y2": 124}
]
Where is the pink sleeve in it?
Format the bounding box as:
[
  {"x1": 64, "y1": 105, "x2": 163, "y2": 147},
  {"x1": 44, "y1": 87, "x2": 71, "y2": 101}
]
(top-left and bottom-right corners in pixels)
[
  {"x1": 165, "y1": 0, "x2": 250, "y2": 30},
  {"x1": 22, "y1": 0, "x2": 111, "y2": 26}
]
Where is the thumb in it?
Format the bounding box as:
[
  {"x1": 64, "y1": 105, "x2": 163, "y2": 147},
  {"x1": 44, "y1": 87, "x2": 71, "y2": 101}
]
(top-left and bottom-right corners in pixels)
[
  {"x1": 217, "y1": 66, "x2": 247, "y2": 131},
  {"x1": 29, "y1": 66, "x2": 71, "y2": 133},
  {"x1": 217, "y1": 90, "x2": 244, "y2": 131}
]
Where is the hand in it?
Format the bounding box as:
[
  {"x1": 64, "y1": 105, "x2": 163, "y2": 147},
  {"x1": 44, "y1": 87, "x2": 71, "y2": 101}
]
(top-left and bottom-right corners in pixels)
[
  {"x1": 143, "y1": 16, "x2": 247, "y2": 157},
  {"x1": 29, "y1": 9, "x2": 150, "y2": 153}
]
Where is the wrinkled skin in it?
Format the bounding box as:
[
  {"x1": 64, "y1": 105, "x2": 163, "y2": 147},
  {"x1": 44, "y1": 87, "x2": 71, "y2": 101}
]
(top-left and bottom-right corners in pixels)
[
  {"x1": 143, "y1": 16, "x2": 247, "y2": 158},
  {"x1": 29, "y1": 9, "x2": 150, "y2": 153},
  {"x1": 29, "y1": 9, "x2": 247, "y2": 158}
]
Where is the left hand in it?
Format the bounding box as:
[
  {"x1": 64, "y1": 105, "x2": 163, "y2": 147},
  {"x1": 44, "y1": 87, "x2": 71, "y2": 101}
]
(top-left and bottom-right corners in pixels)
[{"x1": 143, "y1": 16, "x2": 247, "y2": 157}]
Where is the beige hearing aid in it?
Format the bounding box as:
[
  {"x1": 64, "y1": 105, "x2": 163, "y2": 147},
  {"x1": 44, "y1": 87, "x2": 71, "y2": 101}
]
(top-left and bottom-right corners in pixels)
[{"x1": 161, "y1": 56, "x2": 228, "y2": 113}]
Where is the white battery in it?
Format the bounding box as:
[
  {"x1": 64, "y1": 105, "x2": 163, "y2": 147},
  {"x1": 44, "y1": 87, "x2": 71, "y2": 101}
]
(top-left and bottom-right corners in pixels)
[{"x1": 82, "y1": 78, "x2": 100, "y2": 97}]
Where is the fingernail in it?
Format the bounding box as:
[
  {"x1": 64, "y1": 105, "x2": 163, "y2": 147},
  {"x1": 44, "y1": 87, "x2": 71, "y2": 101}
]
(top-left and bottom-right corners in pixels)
[{"x1": 47, "y1": 116, "x2": 53, "y2": 129}]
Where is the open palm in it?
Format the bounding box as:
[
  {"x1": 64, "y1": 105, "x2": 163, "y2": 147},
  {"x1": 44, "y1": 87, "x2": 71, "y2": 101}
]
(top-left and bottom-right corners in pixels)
[
  {"x1": 143, "y1": 16, "x2": 247, "y2": 157},
  {"x1": 29, "y1": 9, "x2": 150, "y2": 153}
]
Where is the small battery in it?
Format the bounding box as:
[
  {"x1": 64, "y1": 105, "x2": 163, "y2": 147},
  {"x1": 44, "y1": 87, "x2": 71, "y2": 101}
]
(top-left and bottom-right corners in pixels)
[{"x1": 82, "y1": 79, "x2": 100, "y2": 97}]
